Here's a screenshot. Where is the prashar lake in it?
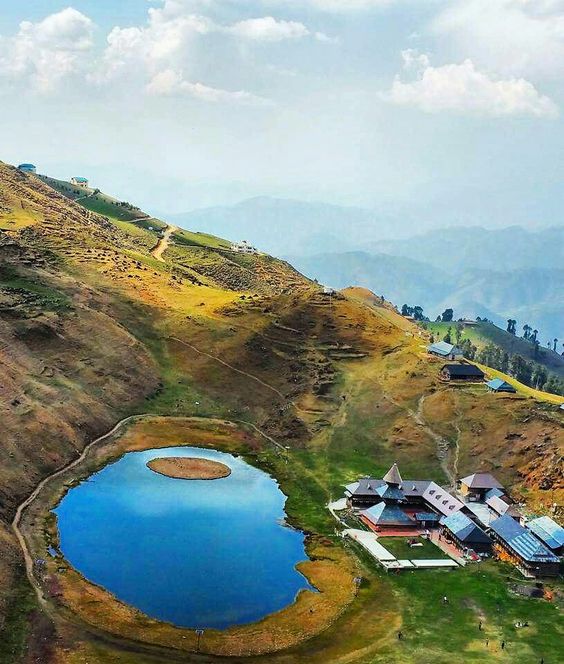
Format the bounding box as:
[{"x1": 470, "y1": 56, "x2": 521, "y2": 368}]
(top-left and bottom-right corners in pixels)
[{"x1": 53, "y1": 447, "x2": 314, "y2": 629}]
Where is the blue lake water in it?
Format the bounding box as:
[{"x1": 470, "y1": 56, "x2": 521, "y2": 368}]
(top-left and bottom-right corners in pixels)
[{"x1": 54, "y1": 446, "x2": 313, "y2": 629}]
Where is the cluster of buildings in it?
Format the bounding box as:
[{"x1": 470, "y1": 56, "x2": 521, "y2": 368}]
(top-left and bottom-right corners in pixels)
[
  {"x1": 427, "y1": 341, "x2": 517, "y2": 393},
  {"x1": 230, "y1": 240, "x2": 259, "y2": 255},
  {"x1": 345, "y1": 464, "x2": 562, "y2": 577}
]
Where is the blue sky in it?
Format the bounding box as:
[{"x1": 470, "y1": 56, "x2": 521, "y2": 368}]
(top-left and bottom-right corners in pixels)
[{"x1": 0, "y1": 1, "x2": 563, "y2": 229}]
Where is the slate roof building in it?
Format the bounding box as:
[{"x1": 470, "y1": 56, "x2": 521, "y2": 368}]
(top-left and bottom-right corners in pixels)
[
  {"x1": 489, "y1": 515, "x2": 560, "y2": 577},
  {"x1": 352, "y1": 463, "x2": 420, "y2": 531},
  {"x1": 486, "y1": 378, "x2": 517, "y2": 393},
  {"x1": 526, "y1": 516, "x2": 564, "y2": 556},
  {"x1": 427, "y1": 341, "x2": 464, "y2": 360},
  {"x1": 440, "y1": 364, "x2": 485, "y2": 382},
  {"x1": 18, "y1": 163, "x2": 36, "y2": 173},
  {"x1": 459, "y1": 472, "x2": 504, "y2": 501},
  {"x1": 345, "y1": 478, "x2": 387, "y2": 508},
  {"x1": 440, "y1": 512, "x2": 492, "y2": 554}
]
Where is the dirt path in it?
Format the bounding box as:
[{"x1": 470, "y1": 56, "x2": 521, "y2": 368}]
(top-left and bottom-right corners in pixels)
[
  {"x1": 12, "y1": 414, "x2": 149, "y2": 609},
  {"x1": 152, "y1": 224, "x2": 177, "y2": 262},
  {"x1": 413, "y1": 394, "x2": 457, "y2": 488}
]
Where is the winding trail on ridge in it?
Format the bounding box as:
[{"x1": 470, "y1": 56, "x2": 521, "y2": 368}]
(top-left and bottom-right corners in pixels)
[{"x1": 152, "y1": 224, "x2": 177, "y2": 262}]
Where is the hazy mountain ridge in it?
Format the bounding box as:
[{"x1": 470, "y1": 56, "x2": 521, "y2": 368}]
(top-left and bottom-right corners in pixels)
[
  {"x1": 371, "y1": 225, "x2": 564, "y2": 273},
  {"x1": 168, "y1": 197, "x2": 400, "y2": 256},
  {"x1": 176, "y1": 197, "x2": 562, "y2": 339},
  {"x1": 286, "y1": 251, "x2": 450, "y2": 307},
  {"x1": 292, "y1": 254, "x2": 563, "y2": 342}
]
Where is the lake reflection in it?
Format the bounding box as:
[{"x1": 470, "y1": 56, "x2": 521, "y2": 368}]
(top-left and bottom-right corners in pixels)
[{"x1": 54, "y1": 447, "x2": 313, "y2": 629}]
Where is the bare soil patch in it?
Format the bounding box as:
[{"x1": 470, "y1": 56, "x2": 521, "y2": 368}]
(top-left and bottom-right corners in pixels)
[{"x1": 146, "y1": 456, "x2": 231, "y2": 480}]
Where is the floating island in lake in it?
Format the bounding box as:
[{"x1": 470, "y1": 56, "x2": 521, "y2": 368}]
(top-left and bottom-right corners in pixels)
[{"x1": 147, "y1": 457, "x2": 231, "y2": 480}]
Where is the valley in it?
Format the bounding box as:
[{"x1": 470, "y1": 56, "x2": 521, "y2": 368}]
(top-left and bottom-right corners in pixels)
[{"x1": 0, "y1": 162, "x2": 562, "y2": 664}]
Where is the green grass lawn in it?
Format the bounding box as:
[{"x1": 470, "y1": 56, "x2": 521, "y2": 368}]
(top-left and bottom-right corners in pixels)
[
  {"x1": 389, "y1": 562, "x2": 563, "y2": 662},
  {"x1": 132, "y1": 218, "x2": 167, "y2": 232},
  {"x1": 172, "y1": 228, "x2": 231, "y2": 250},
  {"x1": 380, "y1": 536, "x2": 449, "y2": 560},
  {"x1": 78, "y1": 195, "x2": 146, "y2": 222}
]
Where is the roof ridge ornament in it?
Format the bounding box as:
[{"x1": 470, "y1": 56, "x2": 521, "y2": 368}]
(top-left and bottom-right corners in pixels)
[{"x1": 383, "y1": 462, "x2": 403, "y2": 485}]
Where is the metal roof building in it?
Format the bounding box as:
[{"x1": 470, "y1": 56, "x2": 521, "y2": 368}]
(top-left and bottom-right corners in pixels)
[
  {"x1": 361, "y1": 502, "x2": 415, "y2": 529},
  {"x1": 422, "y1": 482, "x2": 464, "y2": 517},
  {"x1": 461, "y1": 472, "x2": 504, "y2": 489},
  {"x1": 441, "y1": 512, "x2": 492, "y2": 553},
  {"x1": 526, "y1": 516, "x2": 564, "y2": 555},
  {"x1": 489, "y1": 515, "x2": 560, "y2": 577},
  {"x1": 383, "y1": 462, "x2": 403, "y2": 485},
  {"x1": 486, "y1": 378, "x2": 517, "y2": 393},
  {"x1": 465, "y1": 502, "x2": 497, "y2": 529},
  {"x1": 486, "y1": 495, "x2": 521, "y2": 519},
  {"x1": 484, "y1": 487, "x2": 504, "y2": 501},
  {"x1": 427, "y1": 341, "x2": 463, "y2": 359},
  {"x1": 460, "y1": 472, "x2": 504, "y2": 500}
]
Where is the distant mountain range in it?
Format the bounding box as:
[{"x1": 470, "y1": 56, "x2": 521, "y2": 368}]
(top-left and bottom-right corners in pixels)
[
  {"x1": 167, "y1": 197, "x2": 402, "y2": 257},
  {"x1": 290, "y1": 253, "x2": 563, "y2": 343},
  {"x1": 370, "y1": 225, "x2": 564, "y2": 272},
  {"x1": 169, "y1": 197, "x2": 563, "y2": 341}
]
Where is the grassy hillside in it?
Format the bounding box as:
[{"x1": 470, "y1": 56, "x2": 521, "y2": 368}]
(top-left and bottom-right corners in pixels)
[
  {"x1": 37, "y1": 174, "x2": 150, "y2": 222},
  {"x1": 425, "y1": 320, "x2": 564, "y2": 379},
  {"x1": 1, "y1": 161, "x2": 562, "y2": 664}
]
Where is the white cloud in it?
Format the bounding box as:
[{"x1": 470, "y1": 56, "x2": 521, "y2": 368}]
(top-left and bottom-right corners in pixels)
[
  {"x1": 93, "y1": 6, "x2": 214, "y2": 83},
  {"x1": 433, "y1": 0, "x2": 564, "y2": 79},
  {"x1": 401, "y1": 48, "x2": 430, "y2": 71},
  {"x1": 94, "y1": 2, "x2": 323, "y2": 90},
  {"x1": 386, "y1": 55, "x2": 559, "y2": 118},
  {"x1": 0, "y1": 7, "x2": 94, "y2": 92},
  {"x1": 226, "y1": 17, "x2": 310, "y2": 41},
  {"x1": 146, "y1": 68, "x2": 273, "y2": 105}
]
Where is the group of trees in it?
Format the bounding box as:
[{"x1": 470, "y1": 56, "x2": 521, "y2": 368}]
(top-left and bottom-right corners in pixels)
[
  {"x1": 401, "y1": 304, "x2": 427, "y2": 321},
  {"x1": 507, "y1": 318, "x2": 561, "y2": 357},
  {"x1": 436, "y1": 308, "x2": 454, "y2": 322},
  {"x1": 469, "y1": 343, "x2": 564, "y2": 396},
  {"x1": 438, "y1": 322, "x2": 466, "y2": 347},
  {"x1": 401, "y1": 305, "x2": 456, "y2": 323}
]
